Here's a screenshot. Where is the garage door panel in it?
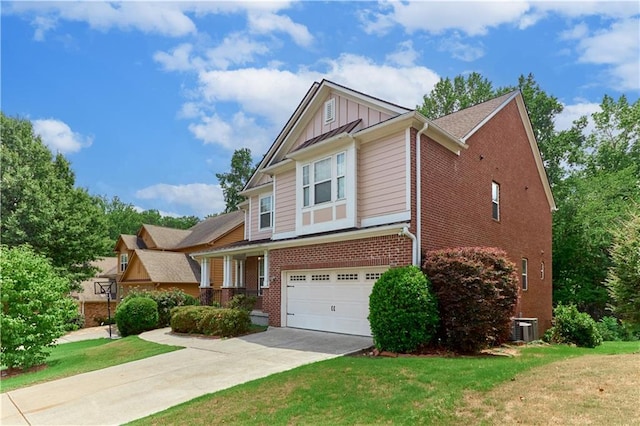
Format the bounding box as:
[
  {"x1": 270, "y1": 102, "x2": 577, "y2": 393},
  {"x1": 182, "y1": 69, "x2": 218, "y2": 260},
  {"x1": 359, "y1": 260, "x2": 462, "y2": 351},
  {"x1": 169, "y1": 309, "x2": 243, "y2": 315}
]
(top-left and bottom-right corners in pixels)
[{"x1": 285, "y1": 267, "x2": 387, "y2": 336}]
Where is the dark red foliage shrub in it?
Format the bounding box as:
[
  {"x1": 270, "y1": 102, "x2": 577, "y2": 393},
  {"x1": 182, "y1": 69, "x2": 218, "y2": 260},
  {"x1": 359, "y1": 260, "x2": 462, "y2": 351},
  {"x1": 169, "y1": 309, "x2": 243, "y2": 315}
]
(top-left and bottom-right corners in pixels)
[{"x1": 422, "y1": 247, "x2": 519, "y2": 354}]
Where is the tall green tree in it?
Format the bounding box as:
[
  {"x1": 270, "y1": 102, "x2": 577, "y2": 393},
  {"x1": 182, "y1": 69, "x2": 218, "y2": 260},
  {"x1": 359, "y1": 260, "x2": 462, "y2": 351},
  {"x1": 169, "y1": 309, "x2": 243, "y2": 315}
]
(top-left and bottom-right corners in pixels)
[
  {"x1": 1, "y1": 113, "x2": 111, "y2": 285},
  {"x1": 606, "y1": 211, "x2": 640, "y2": 329},
  {"x1": 418, "y1": 72, "x2": 495, "y2": 119},
  {"x1": 216, "y1": 148, "x2": 255, "y2": 213}
]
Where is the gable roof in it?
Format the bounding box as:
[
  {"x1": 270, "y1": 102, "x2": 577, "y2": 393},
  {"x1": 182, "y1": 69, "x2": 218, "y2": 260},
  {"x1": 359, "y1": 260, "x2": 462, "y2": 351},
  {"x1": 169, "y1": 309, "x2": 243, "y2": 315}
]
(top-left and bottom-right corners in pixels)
[
  {"x1": 72, "y1": 257, "x2": 118, "y2": 302},
  {"x1": 125, "y1": 249, "x2": 200, "y2": 283},
  {"x1": 432, "y1": 91, "x2": 517, "y2": 140},
  {"x1": 176, "y1": 210, "x2": 244, "y2": 249},
  {"x1": 117, "y1": 234, "x2": 146, "y2": 251},
  {"x1": 141, "y1": 224, "x2": 192, "y2": 249}
]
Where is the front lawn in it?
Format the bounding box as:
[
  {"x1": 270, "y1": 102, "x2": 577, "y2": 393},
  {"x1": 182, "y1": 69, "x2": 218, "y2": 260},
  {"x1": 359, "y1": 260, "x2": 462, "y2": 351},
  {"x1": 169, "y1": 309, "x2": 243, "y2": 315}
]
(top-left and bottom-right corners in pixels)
[
  {"x1": 129, "y1": 341, "x2": 639, "y2": 425},
  {"x1": 1, "y1": 336, "x2": 183, "y2": 392}
]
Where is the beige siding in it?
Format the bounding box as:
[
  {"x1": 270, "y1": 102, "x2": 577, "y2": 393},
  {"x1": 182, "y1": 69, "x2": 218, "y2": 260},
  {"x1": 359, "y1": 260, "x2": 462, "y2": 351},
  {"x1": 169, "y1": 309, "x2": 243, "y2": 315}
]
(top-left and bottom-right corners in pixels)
[
  {"x1": 292, "y1": 93, "x2": 392, "y2": 151},
  {"x1": 359, "y1": 132, "x2": 407, "y2": 220},
  {"x1": 250, "y1": 194, "x2": 273, "y2": 241},
  {"x1": 124, "y1": 259, "x2": 149, "y2": 280},
  {"x1": 275, "y1": 169, "x2": 296, "y2": 233}
]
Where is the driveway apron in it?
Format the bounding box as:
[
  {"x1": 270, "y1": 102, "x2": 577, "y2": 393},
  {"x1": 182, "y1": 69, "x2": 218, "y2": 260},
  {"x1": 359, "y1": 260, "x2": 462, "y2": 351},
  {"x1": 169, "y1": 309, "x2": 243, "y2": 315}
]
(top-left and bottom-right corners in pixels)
[{"x1": 1, "y1": 328, "x2": 372, "y2": 425}]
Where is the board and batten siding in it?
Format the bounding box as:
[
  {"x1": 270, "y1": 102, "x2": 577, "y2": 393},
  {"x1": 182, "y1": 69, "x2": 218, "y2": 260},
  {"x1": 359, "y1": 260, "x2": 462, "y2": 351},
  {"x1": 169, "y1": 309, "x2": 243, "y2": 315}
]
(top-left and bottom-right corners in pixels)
[
  {"x1": 358, "y1": 132, "x2": 407, "y2": 221},
  {"x1": 291, "y1": 93, "x2": 393, "y2": 151},
  {"x1": 274, "y1": 169, "x2": 296, "y2": 234}
]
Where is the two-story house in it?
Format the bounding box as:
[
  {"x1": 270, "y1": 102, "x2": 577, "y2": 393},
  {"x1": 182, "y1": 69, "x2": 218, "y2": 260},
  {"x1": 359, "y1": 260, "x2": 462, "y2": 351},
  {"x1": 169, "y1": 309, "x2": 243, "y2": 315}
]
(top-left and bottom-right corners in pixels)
[
  {"x1": 192, "y1": 80, "x2": 554, "y2": 337},
  {"x1": 115, "y1": 210, "x2": 244, "y2": 303}
]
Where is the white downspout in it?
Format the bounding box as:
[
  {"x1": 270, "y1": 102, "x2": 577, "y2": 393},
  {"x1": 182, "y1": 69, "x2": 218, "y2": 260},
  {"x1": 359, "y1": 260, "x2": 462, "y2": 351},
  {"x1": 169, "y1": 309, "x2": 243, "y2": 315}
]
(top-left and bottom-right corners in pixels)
[
  {"x1": 400, "y1": 226, "x2": 419, "y2": 266},
  {"x1": 415, "y1": 123, "x2": 429, "y2": 268}
]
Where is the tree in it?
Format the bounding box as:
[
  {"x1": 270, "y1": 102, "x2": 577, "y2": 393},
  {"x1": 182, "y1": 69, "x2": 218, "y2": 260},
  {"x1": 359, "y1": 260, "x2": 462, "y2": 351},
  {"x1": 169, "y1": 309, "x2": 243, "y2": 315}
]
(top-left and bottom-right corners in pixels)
[
  {"x1": 606, "y1": 212, "x2": 640, "y2": 328},
  {"x1": 1, "y1": 113, "x2": 111, "y2": 285},
  {"x1": 1, "y1": 245, "x2": 78, "y2": 370},
  {"x1": 216, "y1": 148, "x2": 255, "y2": 213},
  {"x1": 418, "y1": 72, "x2": 495, "y2": 119}
]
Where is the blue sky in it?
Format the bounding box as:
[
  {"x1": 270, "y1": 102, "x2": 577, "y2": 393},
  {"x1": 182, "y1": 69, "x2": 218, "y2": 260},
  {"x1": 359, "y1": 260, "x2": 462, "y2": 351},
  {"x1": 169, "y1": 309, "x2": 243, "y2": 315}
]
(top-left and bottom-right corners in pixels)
[{"x1": 2, "y1": 1, "x2": 639, "y2": 218}]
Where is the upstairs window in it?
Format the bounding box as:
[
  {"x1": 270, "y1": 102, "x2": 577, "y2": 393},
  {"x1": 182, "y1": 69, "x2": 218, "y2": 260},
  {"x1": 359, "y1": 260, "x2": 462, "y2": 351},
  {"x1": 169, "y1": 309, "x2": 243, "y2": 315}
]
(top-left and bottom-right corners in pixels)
[
  {"x1": 522, "y1": 258, "x2": 528, "y2": 291},
  {"x1": 302, "y1": 152, "x2": 346, "y2": 208},
  {"x1": 492, "y1": 181, "x2": 500, "y2": 221},
  {"x1": 119, "y1": 253, "x2": 128, "y2": 272},
  {"x1": 259, "y1": 195, "x2": 273, "y2": 230}
]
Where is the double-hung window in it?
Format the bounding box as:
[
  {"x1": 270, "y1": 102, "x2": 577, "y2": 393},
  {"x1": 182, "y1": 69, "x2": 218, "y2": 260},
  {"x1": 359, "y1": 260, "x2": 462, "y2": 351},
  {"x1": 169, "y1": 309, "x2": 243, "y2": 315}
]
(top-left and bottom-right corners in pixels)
[
  {"x1": 259, "y1": 195, "x2": 273, "y2": 230},
  {"x1": 120, "y1": 253, "x2": 128, "y2": 272},
  {"x1": 302, "y1": 152, "x2": 346, "y2": 207},
  {"x1": 521, "y1": 258, "x2": 528, "y2": 291},
  {"x1": 492, "y1": 181, "x2": 500, "y2": 221}
]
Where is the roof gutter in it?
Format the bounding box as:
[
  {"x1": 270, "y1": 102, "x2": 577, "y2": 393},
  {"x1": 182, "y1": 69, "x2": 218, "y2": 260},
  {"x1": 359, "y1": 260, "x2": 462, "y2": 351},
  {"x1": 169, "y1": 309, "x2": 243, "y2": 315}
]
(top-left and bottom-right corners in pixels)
[{"x1": 414, "y1": 122, "x2": 429, "y2": 267}]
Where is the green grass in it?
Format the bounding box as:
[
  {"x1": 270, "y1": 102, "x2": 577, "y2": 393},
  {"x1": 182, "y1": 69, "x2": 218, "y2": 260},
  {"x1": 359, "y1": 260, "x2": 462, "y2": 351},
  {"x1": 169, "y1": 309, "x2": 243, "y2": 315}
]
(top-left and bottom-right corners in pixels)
[
  {"x1": 1, "y1": 336, "x2": 183, "y2": 392},
  {"x1": 129, "y1": 341, "x2": 639, "y2": 426}
]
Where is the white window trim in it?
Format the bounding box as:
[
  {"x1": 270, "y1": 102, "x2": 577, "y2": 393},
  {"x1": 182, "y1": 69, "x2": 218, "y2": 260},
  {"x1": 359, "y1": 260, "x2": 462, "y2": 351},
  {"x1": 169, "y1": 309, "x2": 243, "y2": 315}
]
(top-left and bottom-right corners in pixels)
[
  {"x1": 259, "y1": 194, "x2": 273, "y2": 230},
  {"x1": 324, "y1": 98, "x2": 336, "y2": 124},
  {"x1": 522, "y1": 258, "x2": 528, "y2": 291},
  {"x1": 492, "y1": 181, "x2": 500, "y2": 221},
  {"x1": 120, "y1": 253, "x2": 128, "y2": 272}
]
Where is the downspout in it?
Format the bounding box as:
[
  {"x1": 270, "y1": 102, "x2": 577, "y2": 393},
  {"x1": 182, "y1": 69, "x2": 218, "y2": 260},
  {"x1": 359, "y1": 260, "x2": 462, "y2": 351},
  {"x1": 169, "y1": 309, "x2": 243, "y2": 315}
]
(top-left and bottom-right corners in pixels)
[
  {"x1": 400, "y1": 226, "x2": 418, "y2": 266},
  {"x1": 414, "y1": 123, "x2": 429, "y2": 268}
]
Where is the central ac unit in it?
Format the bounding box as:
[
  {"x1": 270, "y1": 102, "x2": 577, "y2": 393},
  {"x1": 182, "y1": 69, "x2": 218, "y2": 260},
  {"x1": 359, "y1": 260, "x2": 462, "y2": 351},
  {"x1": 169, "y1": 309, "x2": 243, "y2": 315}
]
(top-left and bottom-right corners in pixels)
[{"x1": 511, "y1": 318, "x2": 539, "y2": 342}]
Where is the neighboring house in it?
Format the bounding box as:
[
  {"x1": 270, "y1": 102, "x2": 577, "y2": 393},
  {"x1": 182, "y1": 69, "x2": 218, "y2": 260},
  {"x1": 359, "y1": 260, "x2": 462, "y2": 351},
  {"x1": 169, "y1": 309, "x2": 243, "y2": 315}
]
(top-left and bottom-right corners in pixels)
[
  {"x1": 71, "y1": 257, "x2": 118, "y2": 327},
  {"x1": 191, "y1": 80, "x2": 555, "y2": 337},
  {"x1": 115, "y1": 211, "x2": 244, "y2": 302}
]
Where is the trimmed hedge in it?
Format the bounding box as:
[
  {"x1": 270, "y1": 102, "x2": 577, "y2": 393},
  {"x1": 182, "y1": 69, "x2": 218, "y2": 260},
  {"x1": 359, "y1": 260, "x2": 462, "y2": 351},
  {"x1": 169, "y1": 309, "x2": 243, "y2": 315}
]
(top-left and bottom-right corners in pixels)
[
  {"x1": 423, "y1": 247, "x2": 519, "y2": 354},
  {"x1": 115, "y1": 297, "x2": 159, "y2": 337},
  {"x1": 369, "y1": 266, "x2": 439, "y2": 353},
  {"x1": 122, "y1": 288, "x2": 199, "y2": 327},
  {"x1": 170, "y1": 306, "x2": 251, "y2": 337}
]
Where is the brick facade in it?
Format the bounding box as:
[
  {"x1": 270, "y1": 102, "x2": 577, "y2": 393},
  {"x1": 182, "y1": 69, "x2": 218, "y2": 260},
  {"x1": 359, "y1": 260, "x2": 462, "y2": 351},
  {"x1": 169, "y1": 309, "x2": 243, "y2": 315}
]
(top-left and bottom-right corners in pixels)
[
  {"x1": 263, "y1": 234, "x2": 413, "y2": 326},
  {"x1": 418, "y1": 101, "x2": 553, "y2": 330},
  {"x1": 81, "y1": 301, "x2": 118, "y2": 327}
]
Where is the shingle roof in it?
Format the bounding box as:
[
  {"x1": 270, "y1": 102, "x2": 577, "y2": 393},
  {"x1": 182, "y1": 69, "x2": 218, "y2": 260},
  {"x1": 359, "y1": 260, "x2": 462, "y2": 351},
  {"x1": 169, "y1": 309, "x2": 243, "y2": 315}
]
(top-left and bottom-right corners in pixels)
[
  {"x1": 72, "y1": 257, "x2": 118, "y2": 302},
  {"x1": 432, "y1": 91, "x2": 517, "y2": 139},
  {"x1": 134, "y1": 250, "x2": 200, "y2": 283},
  {"x1": 142, "y1": 225, "x2": 192, "y2": 249},
  {"x1": 176, "y1": 210, "x2": 244, "y2": 249},
  {"x1": 120, "y1": 234, "x2": 146, "y2": 250},
  {"x1": 294, "y1": 119, "x2": 363, "y2": 152}
]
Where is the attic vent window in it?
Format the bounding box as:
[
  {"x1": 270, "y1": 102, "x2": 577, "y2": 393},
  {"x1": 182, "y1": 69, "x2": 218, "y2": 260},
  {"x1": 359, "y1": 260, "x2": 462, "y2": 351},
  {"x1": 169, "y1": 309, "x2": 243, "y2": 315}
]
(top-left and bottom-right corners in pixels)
[{"x1": 324, "y1": 98, "x2": 336, "y2": 124}]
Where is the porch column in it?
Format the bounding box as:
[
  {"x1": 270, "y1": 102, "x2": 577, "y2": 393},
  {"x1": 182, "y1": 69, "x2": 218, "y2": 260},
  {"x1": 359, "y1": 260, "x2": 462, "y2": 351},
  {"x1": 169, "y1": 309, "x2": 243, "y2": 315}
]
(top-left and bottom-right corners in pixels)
[
  {"x1": 199, "y1": 258, "x2": 210, "y2": 288},
  {"x1": 263, "y1": 250, "x2": 269, "y2": 291},
  {"x1": 222, "y1": 255, "x2": 232, "y2": 288},
  {"x1": 238, "y1": 260, "x2": 245, "y2": 287}
]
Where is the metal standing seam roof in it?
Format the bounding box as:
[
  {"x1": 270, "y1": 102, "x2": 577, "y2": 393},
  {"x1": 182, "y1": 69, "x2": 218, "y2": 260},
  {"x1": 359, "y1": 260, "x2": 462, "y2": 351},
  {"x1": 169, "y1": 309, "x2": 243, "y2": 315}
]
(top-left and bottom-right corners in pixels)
[
  {"x1": 292, "y1": 119, "x2": 363, "y2": 152},
  {"x1": 133, "y1": 249, "x2": 201, "y2": 283},
  {"x1": 432, "y1": 91, "x2": 517, "y2": 139}
]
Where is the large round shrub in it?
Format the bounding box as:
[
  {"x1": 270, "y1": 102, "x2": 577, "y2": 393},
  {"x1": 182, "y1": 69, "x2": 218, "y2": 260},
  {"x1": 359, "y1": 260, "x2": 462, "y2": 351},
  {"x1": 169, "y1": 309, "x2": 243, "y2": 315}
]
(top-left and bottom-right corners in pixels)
[
  {"x1": 122, "y1": 288, "x2": 199, "y2": 327},
  {"x1": 115, "y1": 297, "x2": 159, "y2": 337},
  {"x1": 368, "y1": 266, "x2": 439, "y2": 353},
  {"x1": 423, "y1": 247, "x2": 519, "y2": 354},
  {"x1": 544, "y1": 304, "x2": 602, "y2": 348}
]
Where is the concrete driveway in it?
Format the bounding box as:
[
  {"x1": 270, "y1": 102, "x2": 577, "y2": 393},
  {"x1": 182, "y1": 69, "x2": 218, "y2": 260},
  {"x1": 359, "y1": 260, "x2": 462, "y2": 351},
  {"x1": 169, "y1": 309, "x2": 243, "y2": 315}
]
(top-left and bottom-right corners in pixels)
[{"x1": 1, "y1": 327, "x2": 372, "y2": 425}]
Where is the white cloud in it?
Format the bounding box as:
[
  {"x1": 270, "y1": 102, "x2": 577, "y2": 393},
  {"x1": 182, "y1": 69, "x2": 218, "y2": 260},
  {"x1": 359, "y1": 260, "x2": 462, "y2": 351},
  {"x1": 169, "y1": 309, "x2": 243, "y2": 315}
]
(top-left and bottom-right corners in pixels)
[
  {"x1": 573, "y1": 18, "x2": 640, "y2": 91},
  {"x1": 153, "y1": 43, "x2": 201, "y2": 72},
  {"x1": 437, "y1": 34, "x2": 485, "y2": 62},
  {"x1": 361, "y1": 1, "x2": 531, "y2": 36},
  {"x1": 188, "y1": 112, "x2": 275, "y2": 154},
  {"x1": 205, "y1": 33, "x2": 270, "y2": 69},
  {"x1": 559, "y1": 22, "x2": 589, "y2": 41},
  {"x1": 385, "y1": 40, "x2": 420, "y2": 66},
  {"x1": 554, "y1": 101, "x2": 600, "y2": 133},
  {"x1": 135, "y1": 183, "x2": 226, "y2": 218},
  {"x1": 247, "y1": 11, "x2": 314, "y2": 47},
  {"x1": 32, "y1": 118, "x2": 93, "y2": 154}
]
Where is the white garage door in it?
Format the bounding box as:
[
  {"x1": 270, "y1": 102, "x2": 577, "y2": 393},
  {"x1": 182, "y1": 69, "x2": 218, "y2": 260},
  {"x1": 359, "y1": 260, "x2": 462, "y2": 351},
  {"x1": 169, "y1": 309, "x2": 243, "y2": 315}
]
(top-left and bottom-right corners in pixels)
[{"x1": 284, "y1": 267, "x2": 388, "y2": 336}]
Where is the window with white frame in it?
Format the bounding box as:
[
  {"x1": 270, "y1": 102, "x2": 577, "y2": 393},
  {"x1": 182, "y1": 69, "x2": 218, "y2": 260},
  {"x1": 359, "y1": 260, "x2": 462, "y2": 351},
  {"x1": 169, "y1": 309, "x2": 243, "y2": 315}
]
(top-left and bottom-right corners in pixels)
[
  {"x1": 492, "y1": 181, "x2": 500, "y2": 221},
  {"x1": 259, "y1": 195, "x2": 273, "y2": 230},
  {"x1": 302, "y1": 152, "x2": 346, "y2": 207},
  {"x1": 258, "y1": 257, "x2": 266, "y2": 295},
  {"x1": 522, "y1": 258, "x2": 528, "y2": 291},
  {"x1": 119, "y1": 253, "x2": 128, "y2": 272},
  {"x1": 540, "y1": 261, "x2": 545, "y2": 280}
]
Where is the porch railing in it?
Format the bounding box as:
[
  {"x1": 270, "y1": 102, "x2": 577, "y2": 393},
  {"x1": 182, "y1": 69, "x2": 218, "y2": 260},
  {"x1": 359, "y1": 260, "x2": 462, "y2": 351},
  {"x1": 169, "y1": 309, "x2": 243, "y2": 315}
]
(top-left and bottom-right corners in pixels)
[{"x1": 199, "y1": 288, "x2": 222, "y2": 306}]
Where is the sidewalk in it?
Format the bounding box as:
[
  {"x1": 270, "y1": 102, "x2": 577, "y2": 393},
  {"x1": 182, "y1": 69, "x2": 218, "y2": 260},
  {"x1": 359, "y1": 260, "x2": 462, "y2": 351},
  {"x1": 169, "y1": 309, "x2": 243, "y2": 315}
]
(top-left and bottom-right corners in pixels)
[
  {"x1": 55, "y1": 325, "x2": 120, "y2": 343},
  {"x1": 2, "y1": 327, "x2": 372, "y2": 425}
]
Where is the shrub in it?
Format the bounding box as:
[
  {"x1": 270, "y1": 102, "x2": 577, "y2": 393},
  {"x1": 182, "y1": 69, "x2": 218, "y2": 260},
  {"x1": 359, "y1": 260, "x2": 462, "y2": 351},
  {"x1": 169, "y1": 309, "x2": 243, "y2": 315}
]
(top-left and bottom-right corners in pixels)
[
  {"x1": 545, "y1": 304, "x2": 602, "y2": 348},
  {"x1": 227, "y1": 294, "x2": 257, "y2": 312},
  {"x1": 170, "y1": 306, "x2": 251, "y2": 337},
  {"x1": 368, "y1": 266, "x2": 439, "y2": 353},
  {"x1": 1, "y1": 245, "x2": 79, "y2": 369},
  {"x1": 123, "y1": 288, "x2": 199, "y2": 327},
  {"x1": 423, "y1": 247, "x2": 519, "y2": 354},
  {"x1": 115, "y1": 297, "x2": 159, "y2": 337},
  {"x1": 170, "y1": 305, "x2": 208, "y2": 333}
]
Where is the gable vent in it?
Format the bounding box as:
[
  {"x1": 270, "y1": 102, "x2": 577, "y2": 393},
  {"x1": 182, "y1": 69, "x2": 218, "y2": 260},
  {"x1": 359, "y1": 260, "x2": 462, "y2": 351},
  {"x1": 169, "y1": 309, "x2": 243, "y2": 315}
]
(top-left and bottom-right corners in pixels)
[{"x1": 324, "y1": 98, "x2": 336, "y2": 124}]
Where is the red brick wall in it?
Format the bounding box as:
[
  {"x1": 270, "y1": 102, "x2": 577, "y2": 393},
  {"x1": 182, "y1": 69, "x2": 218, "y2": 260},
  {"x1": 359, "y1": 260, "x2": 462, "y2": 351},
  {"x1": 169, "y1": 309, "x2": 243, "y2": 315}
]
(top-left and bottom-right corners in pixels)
[
  {"x1": 82, "y1": 301, "x2": 118, "y2": 327},
  {"x1": 418, "y1": 100, "x2": 553, "y2": 330},
  {"x1": 265, "y1": 234, "x2": 413, "y2": 326}
]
